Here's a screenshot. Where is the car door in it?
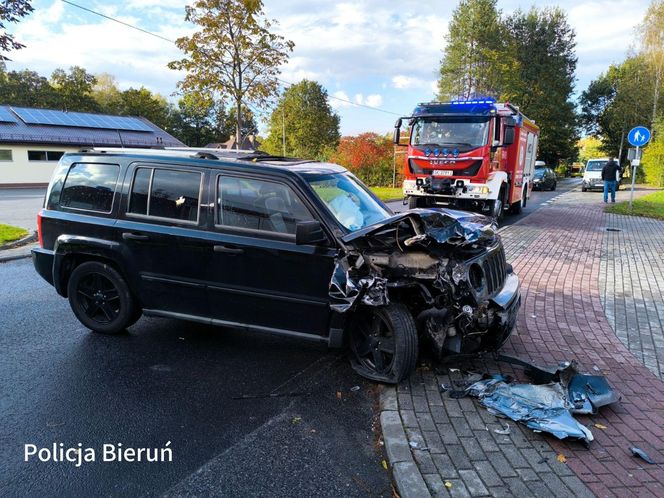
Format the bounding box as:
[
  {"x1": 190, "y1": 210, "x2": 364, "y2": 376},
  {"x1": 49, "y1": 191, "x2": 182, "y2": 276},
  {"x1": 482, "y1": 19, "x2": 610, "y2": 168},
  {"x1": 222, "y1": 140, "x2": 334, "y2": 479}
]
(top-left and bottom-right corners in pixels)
[
  {"x1": 204, "y1": 172, "x2": 337, "y2": 338},
  {"x1": 116, "y1": 163, "x2": 211, "y2": 318}
]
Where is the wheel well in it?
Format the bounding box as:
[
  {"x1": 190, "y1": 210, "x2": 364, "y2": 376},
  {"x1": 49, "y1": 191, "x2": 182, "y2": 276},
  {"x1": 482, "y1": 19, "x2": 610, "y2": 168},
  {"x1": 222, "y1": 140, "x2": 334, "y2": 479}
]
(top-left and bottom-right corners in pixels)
[{"x1": 58, "y1": 254, "x2": 126, "y2": 298}]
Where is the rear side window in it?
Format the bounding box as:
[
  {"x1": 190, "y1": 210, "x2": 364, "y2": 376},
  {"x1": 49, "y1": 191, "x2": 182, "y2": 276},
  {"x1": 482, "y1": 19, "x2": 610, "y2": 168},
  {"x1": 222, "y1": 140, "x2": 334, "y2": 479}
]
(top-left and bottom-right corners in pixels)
[
  {"x1": 128, "y1": 167, "x2": 202, "y2": 223},
  {"x1": 216, "y1": 176, "x2": 313, "y2": 235},
  {"x1": 60, "y1": 163, "x2": 120, "y2": 213}
]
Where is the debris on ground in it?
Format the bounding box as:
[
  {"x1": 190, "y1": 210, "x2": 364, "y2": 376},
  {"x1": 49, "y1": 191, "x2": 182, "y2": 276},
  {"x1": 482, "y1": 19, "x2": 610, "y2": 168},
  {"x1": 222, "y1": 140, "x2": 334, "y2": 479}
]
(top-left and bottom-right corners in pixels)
[
  {"x1": 631, "y1": 447, "x2": 656, "y2": 464},
  {"x1": 594, "y1": 423, "x2": 607, "y2": 430},
  {"x1": 350, "y1": 385, "x2": 360, "y2": 392},
  {"x1": 557, "y1": 453, "x2": 567, "y2": 463},
  {"x1": 494, "y1": 423, "x2": 510, "y2": 435},
  {"x1": 452, "y1": 358, "x2": 620, "y2": 445},
  {"x1": 291, "y1": 416, "x2": 302, "y2": 425}
]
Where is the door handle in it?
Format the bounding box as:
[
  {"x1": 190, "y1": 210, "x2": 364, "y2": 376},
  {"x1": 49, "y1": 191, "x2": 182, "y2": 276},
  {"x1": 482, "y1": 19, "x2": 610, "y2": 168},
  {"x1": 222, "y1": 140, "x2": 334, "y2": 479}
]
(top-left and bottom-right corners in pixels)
[
  {"x1": 122, "y1": 232, "x2": 150, "y2": 241},
  {"x1": 213, "y1": 245, "x2": 244, "y2": 255}
]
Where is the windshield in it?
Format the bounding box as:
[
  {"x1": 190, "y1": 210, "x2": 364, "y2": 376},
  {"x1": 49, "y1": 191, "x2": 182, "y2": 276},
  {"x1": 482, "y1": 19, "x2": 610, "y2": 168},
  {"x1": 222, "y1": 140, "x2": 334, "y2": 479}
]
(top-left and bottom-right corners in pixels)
[
  {"x1": 533, "y1": 168, "x2": 545, "y2": 178},
  {"x1": 411, "y1": 117, "x2": 489, "y2": 148},
  {"x1": 307, "y1": 173, "x2": 391, "y2": 231},
  {"x1": 586, "y1": 160, "x2": 607, "y2": 171}
]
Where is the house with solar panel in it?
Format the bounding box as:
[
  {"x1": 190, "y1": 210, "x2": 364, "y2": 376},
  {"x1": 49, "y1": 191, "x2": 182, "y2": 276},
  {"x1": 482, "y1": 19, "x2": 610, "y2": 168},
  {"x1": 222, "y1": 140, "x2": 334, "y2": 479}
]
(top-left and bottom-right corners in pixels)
[{"x1": 0, "y1": 105, "x2": 184, "y2": 187}]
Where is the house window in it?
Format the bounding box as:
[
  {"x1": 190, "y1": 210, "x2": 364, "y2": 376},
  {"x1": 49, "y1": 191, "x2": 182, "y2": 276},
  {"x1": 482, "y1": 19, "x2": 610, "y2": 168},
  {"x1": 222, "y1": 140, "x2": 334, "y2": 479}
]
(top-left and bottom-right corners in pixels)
[
  {"x1": 27, "y1": 150, "x2": 65, "y2": 161},
  {"x1": 0, "y1": 150, "x2": 12, "y2": 161}
]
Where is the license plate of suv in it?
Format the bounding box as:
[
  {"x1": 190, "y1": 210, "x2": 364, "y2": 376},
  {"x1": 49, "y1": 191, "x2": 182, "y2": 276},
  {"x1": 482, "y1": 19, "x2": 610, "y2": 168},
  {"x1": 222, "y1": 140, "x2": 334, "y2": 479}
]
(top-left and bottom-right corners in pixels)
[{"x1": 432, "y1": 170, "x2": 453, "y2": 176}]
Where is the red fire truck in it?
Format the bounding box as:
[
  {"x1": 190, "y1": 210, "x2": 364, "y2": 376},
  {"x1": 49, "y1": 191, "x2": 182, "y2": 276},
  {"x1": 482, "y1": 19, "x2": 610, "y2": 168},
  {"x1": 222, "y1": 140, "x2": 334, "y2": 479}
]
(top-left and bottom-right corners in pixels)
[{"x1": 393, "y1": 99, "x2": 539, "y2": 220}]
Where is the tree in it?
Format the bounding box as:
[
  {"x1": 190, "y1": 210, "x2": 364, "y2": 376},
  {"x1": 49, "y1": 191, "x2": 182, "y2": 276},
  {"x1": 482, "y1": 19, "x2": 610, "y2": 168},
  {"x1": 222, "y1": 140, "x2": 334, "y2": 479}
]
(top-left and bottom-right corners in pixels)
[
  {"x1": 640, "y1": 0, "x2": 664, "y2": 124},
  {"x1": 0, "y1": 69, "x2": 57, "y2": 107},
  {"x1": 505, "y1": 7, "x2": 579, "y2": 165},
  {"x1": 51, "y1": 66, "x2": 100, "y2": 113},
  {"x1": 577, "y1": 136, "x2": 605, "y2": 165},
  {"x1": 222, "y1": 104, "x2": 257, "y2": 141},
  {"x1": 580, "y1": 56, "x2": 660, "y2": 159},
  {"x1": 329, "y1": 133, "x2": 394, "y2": 186},
  {"x1": 262, "y1": 80, "x2": 340, "y2": 159},
  {"x1": 170, "y1": 93, "x2": 221, "y2": 147},
  {"x1": 642, "y1": 117, "x2": 664, "y2": 186},
  {"x1": 437, "y1": 0, "x2": 516, "y2": 100},
  {"x1": 92, "y1": 73, "x2": 123, "y2": 114},
  {"x1": 0, "y1": 0, "x2": 33, "y2": 56},
  {"x1": 168, "y1": 0, "x2": 293, "y2": 144},
  {"x1": 118, "y1": 87, "x2": 173, "y2": 131}
]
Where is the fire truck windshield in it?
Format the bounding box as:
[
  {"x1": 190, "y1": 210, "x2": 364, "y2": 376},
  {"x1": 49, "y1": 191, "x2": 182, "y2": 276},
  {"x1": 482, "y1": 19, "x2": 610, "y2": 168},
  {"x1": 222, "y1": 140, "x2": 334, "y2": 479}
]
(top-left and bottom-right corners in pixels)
[{"x1": 411, "y1": 117, "x2": 489, "y2": 150}]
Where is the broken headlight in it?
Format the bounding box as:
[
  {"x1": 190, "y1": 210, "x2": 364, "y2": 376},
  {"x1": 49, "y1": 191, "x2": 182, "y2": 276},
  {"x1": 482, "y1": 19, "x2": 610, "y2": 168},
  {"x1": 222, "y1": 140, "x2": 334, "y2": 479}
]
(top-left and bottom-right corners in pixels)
[{"x1": 468, "y1": 263, "x2": 485, "y2": 292}]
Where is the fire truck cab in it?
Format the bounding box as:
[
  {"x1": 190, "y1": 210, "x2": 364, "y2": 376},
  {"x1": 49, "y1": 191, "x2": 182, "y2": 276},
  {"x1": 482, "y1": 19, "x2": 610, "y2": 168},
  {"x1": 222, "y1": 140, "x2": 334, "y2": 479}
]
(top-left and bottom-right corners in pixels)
[{"x1": 393, "y1": 99, "x2": 539, "y2": 220}]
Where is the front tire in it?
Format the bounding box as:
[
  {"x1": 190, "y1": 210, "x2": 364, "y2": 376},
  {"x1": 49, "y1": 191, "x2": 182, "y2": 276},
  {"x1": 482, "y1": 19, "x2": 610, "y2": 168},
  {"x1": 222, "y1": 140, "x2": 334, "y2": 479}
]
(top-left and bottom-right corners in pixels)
[
  {"x1": 67, "y1": 261, "x2": 137, "y2": 334},
  {"x1": 349, "y1": 303, "x2": 418, "y2": 384},
  {"x1": 408, "y1": 196, "x2": 427, "y2": 209},
  {"x1": 551, "y1": 181, "x2": 557, "y2": 191},
  {"x1": 490, "y1": 187, "x2": 506, "y2": 221}
]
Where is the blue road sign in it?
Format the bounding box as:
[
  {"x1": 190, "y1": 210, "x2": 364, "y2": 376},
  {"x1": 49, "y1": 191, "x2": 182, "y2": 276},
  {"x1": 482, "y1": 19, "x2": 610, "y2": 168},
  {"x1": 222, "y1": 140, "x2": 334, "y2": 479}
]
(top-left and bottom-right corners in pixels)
[{"x1": 628, "y1": 126, "x2": 651, "y2": 147}]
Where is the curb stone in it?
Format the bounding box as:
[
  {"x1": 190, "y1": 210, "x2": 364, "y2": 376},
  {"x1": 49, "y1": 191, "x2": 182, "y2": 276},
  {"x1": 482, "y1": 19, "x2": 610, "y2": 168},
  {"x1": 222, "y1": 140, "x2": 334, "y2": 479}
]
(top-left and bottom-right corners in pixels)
[
  {"x1": 0, "y1": 231, "x2": 37, "y2": 251},
  {"x1": 380, "y1": 387, "x2": 432, "y2": 498},
  {"x1": 0, "y1": 243, "x2": 37, "y2": 263}
]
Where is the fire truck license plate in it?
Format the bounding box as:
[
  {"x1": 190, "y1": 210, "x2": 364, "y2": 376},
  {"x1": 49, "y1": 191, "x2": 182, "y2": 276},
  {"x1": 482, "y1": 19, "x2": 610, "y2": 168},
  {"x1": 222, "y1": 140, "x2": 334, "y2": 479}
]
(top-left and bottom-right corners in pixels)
[{"x1": 432, "y1": 170, "x2": 453, "y2": 176}]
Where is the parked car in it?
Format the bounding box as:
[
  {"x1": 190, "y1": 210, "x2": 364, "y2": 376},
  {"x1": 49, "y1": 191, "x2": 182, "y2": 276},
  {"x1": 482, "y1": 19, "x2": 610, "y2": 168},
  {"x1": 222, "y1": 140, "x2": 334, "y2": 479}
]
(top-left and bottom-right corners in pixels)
[
  {"x1": 532, "y1": 164, "x2": 557, "y2": 191},
  {"x1": 32, "y1": 148, "x2": 520, "y2": 383},
  {"x1": 582, "y1": 158, "x2": 622, "y2": 192}
]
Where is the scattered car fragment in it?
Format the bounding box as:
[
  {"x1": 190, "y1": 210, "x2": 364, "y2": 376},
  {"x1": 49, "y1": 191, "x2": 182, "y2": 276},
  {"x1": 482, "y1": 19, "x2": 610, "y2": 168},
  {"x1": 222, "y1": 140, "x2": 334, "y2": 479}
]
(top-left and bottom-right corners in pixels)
[
  {"x1": 455, "y1": 359, "x2": 619, "y2": 444},
  {"x1": 631, "y1": 447, "x2": 656, "y2": 464}
]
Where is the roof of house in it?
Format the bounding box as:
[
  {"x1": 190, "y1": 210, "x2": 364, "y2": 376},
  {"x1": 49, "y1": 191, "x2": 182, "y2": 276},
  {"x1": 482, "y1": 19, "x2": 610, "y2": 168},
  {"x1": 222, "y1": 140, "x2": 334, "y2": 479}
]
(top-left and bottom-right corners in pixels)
[{"x1": 0, "y1": 105, "x2": 184, "y2": 148}]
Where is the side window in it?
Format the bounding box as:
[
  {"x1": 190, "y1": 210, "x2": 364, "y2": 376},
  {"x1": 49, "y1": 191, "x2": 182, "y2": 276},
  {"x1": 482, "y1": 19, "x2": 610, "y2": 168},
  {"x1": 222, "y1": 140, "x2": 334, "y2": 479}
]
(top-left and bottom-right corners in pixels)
[
  {"x1": 60, "y1": 163, "x2": 120, "y2": 213},
  {"x1": 217, "y1": 176, "x2": 314, "y2": 235},
  {"x1": 128, "y1": 167, "x2": 201, "y2": 223}
]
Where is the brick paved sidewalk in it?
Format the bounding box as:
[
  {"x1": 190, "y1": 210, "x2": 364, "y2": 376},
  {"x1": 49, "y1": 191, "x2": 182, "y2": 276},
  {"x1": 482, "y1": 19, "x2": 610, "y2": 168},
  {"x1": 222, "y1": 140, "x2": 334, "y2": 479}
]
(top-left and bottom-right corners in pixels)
[{"x1": 382, "y1": 187, "x2": 664, "y2": 497}]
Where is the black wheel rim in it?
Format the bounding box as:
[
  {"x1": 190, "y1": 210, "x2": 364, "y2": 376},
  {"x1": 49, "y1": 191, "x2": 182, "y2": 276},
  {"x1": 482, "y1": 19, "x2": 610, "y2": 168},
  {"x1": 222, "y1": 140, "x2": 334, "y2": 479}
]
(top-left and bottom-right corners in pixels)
[
  {"x1": 76, "y1": 272, "x2": 121, "y2": 324},
  {"x1": 351, "y1": 310, "x2": 396, "y2": 375}
]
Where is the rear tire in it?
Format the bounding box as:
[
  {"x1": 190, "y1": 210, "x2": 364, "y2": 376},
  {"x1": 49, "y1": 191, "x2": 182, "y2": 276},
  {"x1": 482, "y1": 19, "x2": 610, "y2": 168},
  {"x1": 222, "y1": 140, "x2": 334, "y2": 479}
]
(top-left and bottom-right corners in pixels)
[
  {"x1": 582, "y1": 187, "x2": 587, "y2": 192},
  {"x1": 67, "y1": 261, "x2": 137, "y2": 334},
  {"x1": 349, "y1": 303, "x2": 418, "y2": 384}
]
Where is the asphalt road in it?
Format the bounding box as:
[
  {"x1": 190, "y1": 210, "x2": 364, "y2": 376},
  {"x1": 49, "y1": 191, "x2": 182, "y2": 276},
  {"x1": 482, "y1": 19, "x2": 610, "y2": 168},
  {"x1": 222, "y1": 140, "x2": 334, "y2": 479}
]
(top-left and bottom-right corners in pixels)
[
  {"x1": 386, "y1": 177, "x2": 582, "y2": 226},
  {"x1": 0, "y1": 188, "x2": 45, "y2": 232},
  {"x1": 0, "y1": 259, "x2": 390, "y2": 497}
]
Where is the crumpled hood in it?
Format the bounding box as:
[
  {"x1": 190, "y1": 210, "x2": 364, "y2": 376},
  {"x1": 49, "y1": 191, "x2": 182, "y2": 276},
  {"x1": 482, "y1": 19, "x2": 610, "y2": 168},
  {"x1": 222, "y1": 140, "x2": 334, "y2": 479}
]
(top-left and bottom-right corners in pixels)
[{"x1": 341, "y1": 208, "x2": 497, "y2": 247}]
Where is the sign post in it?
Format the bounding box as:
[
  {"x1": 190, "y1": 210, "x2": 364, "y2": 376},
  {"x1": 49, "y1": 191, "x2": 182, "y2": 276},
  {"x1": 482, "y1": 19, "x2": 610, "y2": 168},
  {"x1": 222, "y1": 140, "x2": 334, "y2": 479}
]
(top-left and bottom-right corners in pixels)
[{"x1": 627, "y1": 126, "x2": 651, "y2": 209}]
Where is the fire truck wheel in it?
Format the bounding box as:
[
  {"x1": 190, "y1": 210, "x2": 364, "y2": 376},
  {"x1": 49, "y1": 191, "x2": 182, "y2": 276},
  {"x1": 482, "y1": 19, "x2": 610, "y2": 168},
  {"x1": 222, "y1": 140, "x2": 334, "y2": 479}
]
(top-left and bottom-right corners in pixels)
[
  {"x1": 511, "y1": 189, "x2": 525, "y2": 215},
  {"x1": 491, "y1": 188, "x2": 506, "y2": 220},
  {"x1": 408, "y1": 196, "x2": 426, "y2": 209}
]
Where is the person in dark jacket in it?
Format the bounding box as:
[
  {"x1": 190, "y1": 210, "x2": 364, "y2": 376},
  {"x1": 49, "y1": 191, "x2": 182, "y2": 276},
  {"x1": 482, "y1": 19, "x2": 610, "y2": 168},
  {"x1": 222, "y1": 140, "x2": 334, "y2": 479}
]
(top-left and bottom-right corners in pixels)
[{"x1": 602, "y1": 157, "x2": 621, "y2": 203}]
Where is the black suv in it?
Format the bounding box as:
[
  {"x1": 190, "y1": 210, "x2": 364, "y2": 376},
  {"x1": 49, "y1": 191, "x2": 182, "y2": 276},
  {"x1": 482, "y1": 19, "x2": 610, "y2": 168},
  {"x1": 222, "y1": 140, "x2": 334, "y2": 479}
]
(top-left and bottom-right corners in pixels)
[{"x1": 32, "y1": 148, "x2": 520, "y2": 383}]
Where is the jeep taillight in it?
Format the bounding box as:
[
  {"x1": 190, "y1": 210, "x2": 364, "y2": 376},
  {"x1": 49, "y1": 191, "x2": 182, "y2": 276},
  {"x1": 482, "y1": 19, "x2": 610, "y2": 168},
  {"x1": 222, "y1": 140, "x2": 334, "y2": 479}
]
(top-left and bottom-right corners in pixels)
[{"x1": 37, "y1": 210, "x2": 43, "y2": 248}]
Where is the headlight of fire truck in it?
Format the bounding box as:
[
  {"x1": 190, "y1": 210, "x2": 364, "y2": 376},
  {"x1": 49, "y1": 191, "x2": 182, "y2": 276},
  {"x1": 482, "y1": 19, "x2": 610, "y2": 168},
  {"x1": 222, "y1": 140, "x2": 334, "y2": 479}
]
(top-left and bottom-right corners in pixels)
[{"x1": 466, "y1": 186, "x2": 490, "y2": 195}]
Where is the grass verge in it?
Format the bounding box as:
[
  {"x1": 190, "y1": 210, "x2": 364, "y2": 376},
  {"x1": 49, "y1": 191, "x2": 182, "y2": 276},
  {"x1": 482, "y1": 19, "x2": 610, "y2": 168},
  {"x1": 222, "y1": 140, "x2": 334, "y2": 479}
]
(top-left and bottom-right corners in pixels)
[
  {"x1": 370, "y1": 187, "x2": 403, "y2": 202},
  {"x1": 605, "y1": 190, "x2": 664, "y2": 220},
  {"x1": 0, "y1": 224, "x2": 29, "y2": 246}
]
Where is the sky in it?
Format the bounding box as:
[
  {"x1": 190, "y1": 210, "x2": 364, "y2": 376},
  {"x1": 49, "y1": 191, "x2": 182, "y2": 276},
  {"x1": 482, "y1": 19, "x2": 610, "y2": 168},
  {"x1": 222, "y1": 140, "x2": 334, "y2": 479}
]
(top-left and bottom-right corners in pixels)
[{"x1": 4, "y1": 0, "x2": 652, "y2": 135}]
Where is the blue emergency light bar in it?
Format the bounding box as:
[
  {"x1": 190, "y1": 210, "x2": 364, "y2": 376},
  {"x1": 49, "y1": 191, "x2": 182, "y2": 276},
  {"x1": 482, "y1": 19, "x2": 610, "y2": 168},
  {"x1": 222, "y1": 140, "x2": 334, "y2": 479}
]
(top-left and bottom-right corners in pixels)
[{"x1": 449, "y1": 98, "x2": 496, "y2": 105}]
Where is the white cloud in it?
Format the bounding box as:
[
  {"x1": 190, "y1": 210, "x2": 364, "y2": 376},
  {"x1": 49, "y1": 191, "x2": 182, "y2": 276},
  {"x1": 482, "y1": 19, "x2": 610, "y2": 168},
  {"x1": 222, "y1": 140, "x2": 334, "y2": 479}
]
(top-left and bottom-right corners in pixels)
[
  {"x1": 354, "y1": 94, "x2": 364, "y2": 105},
  {"x1": 330, "y1": 90, "x2": 353, "y2": 108},
  {"x1": 365, "y1": 94, "x2": 383, "y2": 107}
]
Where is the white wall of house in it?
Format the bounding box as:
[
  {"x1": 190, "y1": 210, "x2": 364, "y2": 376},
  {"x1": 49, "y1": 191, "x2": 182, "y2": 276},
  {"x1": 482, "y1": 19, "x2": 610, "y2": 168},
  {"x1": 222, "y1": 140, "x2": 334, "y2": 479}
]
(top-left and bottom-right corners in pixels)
[{"x1": 0, "y1": 144, "x2": 81, "y2": 186}]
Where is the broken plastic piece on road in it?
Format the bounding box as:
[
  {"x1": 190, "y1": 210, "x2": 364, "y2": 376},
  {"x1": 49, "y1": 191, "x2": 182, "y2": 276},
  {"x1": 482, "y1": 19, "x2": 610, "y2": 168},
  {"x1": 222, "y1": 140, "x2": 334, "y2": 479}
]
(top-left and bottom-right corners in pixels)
[
  {"x1": 350, "y1": 385, "x2": 360, "y2": 392},
  {"x1": 631, "y1": 447, "x2": 656, "y2": 464},
  {"x1": 464, "y1": 358, "x2": 619, "y2": 445},
  {"x1": 494, "y1": 423, "x2": 510, "y2": 435}
]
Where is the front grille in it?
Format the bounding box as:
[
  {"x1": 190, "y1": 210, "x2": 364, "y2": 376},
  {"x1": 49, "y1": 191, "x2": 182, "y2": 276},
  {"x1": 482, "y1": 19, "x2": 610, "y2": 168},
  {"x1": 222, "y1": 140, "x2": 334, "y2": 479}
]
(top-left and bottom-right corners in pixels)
[{"x1": 481, "y1": 245, "x2": 507, "y2": 296}]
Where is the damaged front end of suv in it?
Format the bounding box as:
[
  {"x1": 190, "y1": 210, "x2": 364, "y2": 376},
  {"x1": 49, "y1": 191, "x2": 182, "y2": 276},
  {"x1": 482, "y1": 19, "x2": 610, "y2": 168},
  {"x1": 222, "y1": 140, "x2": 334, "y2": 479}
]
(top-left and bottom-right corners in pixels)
[{"x1": 330, "y1": 208, "x2": 520, "y2": 383}]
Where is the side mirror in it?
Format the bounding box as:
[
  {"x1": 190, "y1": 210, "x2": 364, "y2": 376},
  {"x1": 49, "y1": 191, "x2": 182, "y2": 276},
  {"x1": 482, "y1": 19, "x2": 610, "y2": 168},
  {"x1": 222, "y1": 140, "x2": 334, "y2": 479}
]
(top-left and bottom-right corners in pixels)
[
  {"x1": 393, "y1": 118, "x2": 402, "y2": 145},
  {"x1": 503, "y1": 126, "x2": 515, "y2": 146},
  {"x1": 296, "y1": 220, "x2": 327, "y2": 245}
]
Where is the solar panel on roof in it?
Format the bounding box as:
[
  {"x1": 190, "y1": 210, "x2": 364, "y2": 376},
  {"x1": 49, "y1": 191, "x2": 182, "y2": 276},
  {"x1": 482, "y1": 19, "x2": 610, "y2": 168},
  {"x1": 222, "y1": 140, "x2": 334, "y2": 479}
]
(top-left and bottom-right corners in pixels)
[
  {"x1": 0, "y1": 107, "x2": 17, "y2": 123},
  {"x1": 10, "y1": 107, "x2": 153, "y2": 132}
]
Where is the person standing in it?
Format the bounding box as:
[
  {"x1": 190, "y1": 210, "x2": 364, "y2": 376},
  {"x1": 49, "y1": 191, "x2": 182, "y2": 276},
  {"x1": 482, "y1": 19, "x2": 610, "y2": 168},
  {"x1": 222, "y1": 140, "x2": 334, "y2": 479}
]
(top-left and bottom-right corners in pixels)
[{"x1": 602, "y1": 157, "x2": 620, "y2": 203}]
